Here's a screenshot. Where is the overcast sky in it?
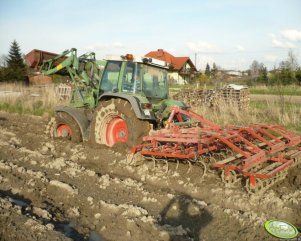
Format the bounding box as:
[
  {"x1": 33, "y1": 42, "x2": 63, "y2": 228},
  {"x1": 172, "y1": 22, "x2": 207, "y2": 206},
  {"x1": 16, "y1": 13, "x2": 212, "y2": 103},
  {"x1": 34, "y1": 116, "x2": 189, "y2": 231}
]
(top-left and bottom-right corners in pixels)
[{"x1": 0, "y1": 0, "x2": 301, "y2": 71}]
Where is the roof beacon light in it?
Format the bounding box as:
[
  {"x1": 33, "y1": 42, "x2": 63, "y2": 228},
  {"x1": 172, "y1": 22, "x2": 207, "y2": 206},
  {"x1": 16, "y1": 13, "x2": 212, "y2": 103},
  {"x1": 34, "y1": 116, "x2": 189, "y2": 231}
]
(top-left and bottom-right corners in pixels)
[{"x1": 125, "y1": 54, "x2": 134, "y2": 60}]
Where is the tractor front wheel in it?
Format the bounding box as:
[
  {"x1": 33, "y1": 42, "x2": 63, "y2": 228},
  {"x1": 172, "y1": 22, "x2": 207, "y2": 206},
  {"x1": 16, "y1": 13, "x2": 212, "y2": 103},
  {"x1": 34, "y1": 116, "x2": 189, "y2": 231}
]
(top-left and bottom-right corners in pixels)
[
  {"x1": 54, "y1": 112, "x2": 82, "y2": 142},
  {"x1": 90, "y1": 99, "x2": 150, "y2": 147}
]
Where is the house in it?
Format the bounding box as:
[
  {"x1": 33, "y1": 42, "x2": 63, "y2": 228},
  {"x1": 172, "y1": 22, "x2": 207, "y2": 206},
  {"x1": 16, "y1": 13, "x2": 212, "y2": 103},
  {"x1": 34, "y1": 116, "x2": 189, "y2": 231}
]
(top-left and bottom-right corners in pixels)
[
  {"x1": 224, "y1": 70, "x2": 244, "y2": 77},
  {"x1": 145, "y1": 49, "x2": 197, "y2": 85}
]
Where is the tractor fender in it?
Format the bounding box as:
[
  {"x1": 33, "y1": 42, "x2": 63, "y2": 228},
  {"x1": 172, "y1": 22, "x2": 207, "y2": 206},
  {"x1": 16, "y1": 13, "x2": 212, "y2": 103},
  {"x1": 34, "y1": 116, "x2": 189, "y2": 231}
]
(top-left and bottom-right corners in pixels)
[
  {"x1": 98, "y1": 93, "x2": 156, "y2": 121},
  {"x1": 55, "y1": 106, "x2": 90, "y2": 141}
]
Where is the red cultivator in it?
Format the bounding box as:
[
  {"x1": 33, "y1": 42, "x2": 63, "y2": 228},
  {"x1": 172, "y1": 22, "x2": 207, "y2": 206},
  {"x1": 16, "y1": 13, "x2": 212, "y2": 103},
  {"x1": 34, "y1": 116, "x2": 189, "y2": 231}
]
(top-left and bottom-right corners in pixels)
[{"x1": 131, "y1": 107, "x2": 301, "y2": 193}]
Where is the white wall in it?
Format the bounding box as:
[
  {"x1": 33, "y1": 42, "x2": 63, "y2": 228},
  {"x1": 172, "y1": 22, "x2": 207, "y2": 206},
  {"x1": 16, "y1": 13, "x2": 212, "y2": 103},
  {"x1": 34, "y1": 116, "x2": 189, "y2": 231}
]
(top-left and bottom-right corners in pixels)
[{"x1": 168, "y1": 71, "x2": 186, "y2": 85}]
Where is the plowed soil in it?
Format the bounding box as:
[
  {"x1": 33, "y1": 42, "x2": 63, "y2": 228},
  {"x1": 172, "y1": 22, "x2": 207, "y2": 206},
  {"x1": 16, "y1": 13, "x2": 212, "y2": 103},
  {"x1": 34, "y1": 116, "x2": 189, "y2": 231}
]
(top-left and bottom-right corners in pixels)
[{"x1": 0, "y1": 111, "x2": 300, "y2": 241}]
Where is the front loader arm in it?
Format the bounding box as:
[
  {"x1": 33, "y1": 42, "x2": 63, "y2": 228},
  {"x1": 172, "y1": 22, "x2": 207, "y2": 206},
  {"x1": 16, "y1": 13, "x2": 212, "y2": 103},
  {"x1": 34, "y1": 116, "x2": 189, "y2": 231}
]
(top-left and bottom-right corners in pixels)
[{"x1": 40, "y1": 48, "x2": 78, "y2": 76}]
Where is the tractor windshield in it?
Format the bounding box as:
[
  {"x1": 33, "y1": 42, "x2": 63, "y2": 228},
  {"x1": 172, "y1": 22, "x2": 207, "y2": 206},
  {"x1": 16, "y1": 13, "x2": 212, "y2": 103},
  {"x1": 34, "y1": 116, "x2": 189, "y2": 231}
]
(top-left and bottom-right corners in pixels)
[
  {"x1": 122, "y1": 62, "x2": 168, "y2": 99},
  {"x1": 141, "y1": 64, "x2": 168, "y2": 99}
]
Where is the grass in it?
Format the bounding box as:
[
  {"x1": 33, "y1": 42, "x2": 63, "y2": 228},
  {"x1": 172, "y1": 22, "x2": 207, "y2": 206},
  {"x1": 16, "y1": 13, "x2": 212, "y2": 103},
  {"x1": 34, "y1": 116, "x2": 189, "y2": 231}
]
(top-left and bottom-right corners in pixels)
[
  {"x1": 170, "y1": 83, "x2": 301, "y2": 96},
  {"x1": 169, "y1": 83, "x2": 301, "y2": 133},
  {"x1": 0, "y1": 101, "x2": 54, "y2": 116},
  {"x1": 195, "y1": 99, "x2": 301, "y2": 133},
  {"x1": 250, "y1": 85, "x2": 301, "y2": 96},
  {"x1": 0, "y1": 83, "x2": 62, "y2": 116}
]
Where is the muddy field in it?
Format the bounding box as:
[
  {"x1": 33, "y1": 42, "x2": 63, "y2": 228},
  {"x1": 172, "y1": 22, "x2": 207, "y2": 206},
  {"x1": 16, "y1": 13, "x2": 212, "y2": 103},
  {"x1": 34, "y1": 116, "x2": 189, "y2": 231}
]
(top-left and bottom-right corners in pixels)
[{"x1": 0, "y1": 111, "x2": 300, "y2": 241}]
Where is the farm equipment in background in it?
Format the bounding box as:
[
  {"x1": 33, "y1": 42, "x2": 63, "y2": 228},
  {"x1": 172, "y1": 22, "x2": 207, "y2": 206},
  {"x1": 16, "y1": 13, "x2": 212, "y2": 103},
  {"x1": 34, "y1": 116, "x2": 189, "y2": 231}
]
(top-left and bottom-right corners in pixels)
[{"x1": 25, "y1": 47, "x2": 301, "y2": 193}]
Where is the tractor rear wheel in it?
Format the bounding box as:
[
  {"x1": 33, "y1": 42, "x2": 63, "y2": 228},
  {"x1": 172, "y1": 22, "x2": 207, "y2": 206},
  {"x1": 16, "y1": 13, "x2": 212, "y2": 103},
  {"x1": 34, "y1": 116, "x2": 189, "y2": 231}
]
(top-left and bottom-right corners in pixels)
[
  {"x1": 54, "y1": 112, "x2": 82, "y2": 142},
  {"x1": 90, "y1": 99, "x2": 150, "y2": 147}
]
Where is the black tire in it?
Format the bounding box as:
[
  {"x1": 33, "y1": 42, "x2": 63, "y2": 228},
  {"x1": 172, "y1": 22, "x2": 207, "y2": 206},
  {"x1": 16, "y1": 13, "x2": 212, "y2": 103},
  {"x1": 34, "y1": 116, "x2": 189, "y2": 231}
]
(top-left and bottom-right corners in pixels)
[
  {"x1": 55, "y1": 112, "x2": 82, "y2": 142},
  {"x1": 90, "y1": 99, "x2": 150, "y2": 147}
]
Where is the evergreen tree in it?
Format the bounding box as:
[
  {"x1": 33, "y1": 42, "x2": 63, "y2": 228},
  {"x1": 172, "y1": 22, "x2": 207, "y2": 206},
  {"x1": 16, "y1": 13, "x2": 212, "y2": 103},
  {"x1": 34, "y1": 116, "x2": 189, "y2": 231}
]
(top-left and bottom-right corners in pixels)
[
  {"x1": 7, "y1": 40, "x2": 25, "y2": 69},
  {"x1": 205, "y1": 63, "x2": 211, "y2": 77},
  {"x1": 5, "y1": 40, "x2": 26, "y2": 82},
  {"x1": 211, "y1": 62, "x2": 218, "y2": 79}
]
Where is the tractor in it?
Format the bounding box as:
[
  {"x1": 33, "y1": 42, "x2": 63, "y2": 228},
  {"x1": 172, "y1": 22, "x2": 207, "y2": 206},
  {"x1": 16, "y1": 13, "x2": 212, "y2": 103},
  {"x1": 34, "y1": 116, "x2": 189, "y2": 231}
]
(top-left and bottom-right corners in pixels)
[
  {"x1": 25, "y1": 48, "x2": 186, "y2": 147},
  {"x1": 25, "y1": 48, "x2": 301, "y2": 193}
]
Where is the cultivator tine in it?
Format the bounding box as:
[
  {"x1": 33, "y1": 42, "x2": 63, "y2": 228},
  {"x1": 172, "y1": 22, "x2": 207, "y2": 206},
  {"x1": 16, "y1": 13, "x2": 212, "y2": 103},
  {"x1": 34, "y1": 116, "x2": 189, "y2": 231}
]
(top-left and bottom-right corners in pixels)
[
  {"x1": 126, "y1": 152, "x2": 146, "y2": 166},
  {"x1": 152, "y1": 157, "x2": 156, "y2": 170},
  {"x1": 163, "y1": 160, "x2": 169, "y2": 173},
  {"x1": 221, "y1": 169, "x2": 242, "y2": 187},
  {"x1": 175, "y1": 160, "x2": 179, "y2": 170},
  {"x1": 131, "y1": 105, "x2": 301, "y2": 193},
  {"x1": 186, "y1": 160, "x2": 192, "y2": 174},
  {"x1": 126, "y1": 153, "x2": 134, "y2": 165},
  {"x1": 197, "y1": 159, "x2": 207, "y2": 180}
]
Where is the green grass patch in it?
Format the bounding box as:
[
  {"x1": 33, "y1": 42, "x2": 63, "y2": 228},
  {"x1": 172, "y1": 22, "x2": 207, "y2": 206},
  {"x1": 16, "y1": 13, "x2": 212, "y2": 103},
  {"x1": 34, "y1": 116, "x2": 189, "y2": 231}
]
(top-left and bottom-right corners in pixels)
[
  {"x1": 0, "y1": 101, "x2": 54, "y2": 116},
  {"x1": 170, "y1": 84, "x2": 301, "y2": 96},
  {"x1": 250, "y1": 100, "x2": 301, "y2": 109},
  {"x1": 249, "y1": 99, "x2": 301, "y2": 133},
  {"x1": 250, "y1": 85, "x2": 301, "y2": 96},
  {"x1": 249, "y1": 100, "x2": 268, "y2": 110}
]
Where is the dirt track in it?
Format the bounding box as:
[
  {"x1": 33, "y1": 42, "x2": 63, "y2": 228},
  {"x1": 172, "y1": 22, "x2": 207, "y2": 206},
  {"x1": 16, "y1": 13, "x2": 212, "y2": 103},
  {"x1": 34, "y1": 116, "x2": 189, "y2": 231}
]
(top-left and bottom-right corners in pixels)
[{"x1": 0, "y1": 111, "x2": 300, "y2": 241}]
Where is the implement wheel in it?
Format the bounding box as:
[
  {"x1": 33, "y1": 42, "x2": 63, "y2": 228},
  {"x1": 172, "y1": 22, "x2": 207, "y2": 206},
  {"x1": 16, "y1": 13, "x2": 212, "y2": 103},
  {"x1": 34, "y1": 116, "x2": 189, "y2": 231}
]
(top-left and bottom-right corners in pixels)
[
  {"x1": 54, "y1": 112, "x2": 82, "y2": 142},
  {"x1": 90, "y1": 99, "x2": 150, "y2": 147}
]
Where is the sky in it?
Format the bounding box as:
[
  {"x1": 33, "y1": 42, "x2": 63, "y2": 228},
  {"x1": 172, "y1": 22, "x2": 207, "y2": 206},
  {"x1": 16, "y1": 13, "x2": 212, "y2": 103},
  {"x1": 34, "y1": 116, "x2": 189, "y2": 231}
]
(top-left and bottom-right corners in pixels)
[{"x1": 0, "y1": 0, "x2": 301, "y2": 71}]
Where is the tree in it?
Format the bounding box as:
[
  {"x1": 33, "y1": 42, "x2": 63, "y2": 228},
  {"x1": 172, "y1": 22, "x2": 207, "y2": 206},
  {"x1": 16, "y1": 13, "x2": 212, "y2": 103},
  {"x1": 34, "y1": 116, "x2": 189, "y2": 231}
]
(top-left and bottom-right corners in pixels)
[
  {"x1": 296, "y1": 67, "x2": 301, "y2": 85},
  {"x1": 287, "y1": 49, "x2": 298, "y2": 71},
  {"x1": 249, "y1": 60, "x2": 268, "y2": 83},
  {"x1": 4, "y1": 40, "x2": 26, "y2": 82},
  {"x1": 274, "y1": 50, "x2": 300, "y2": 85},
  {"x1": 0, "y1": 54, "x2": 7, "y2": 68},
  {"x1": 249, "y1": 60, "x2": 260, "y2": 77},
  {"x1": 205, "y1": 63, "x2": 211, "y2": 77},
  {"x1": 7, "y1": 40, "x2": 25, "y2": 68},
  {"x1": 211, "y1": 62, "x2": 218, "y2": 79},
  {"x1": 258, "y1": 65, "x2": 268, "y2": 82}
]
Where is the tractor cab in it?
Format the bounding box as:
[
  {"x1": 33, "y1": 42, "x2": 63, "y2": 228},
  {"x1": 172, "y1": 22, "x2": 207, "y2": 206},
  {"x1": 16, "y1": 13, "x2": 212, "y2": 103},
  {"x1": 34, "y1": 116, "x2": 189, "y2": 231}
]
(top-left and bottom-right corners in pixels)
[{"x1": 99, "y1": 54, "x2": 169, "y2": 103}]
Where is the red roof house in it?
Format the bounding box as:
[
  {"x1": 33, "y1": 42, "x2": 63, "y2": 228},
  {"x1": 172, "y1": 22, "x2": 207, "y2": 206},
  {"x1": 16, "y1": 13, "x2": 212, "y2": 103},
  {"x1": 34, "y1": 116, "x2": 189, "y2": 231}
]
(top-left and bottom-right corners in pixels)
[{"x1": 145, "y1": 49, "x2": 197, "y2": 84}]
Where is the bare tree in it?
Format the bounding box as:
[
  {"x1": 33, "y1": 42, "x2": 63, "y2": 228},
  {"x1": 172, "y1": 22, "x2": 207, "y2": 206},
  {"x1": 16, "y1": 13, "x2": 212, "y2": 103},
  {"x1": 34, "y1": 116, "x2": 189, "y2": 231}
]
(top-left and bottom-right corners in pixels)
[
  {"x1": 287, "y1": 49, "x2": 298, "y2": 71},
  {"x1": 250, "y1": 60, "x2": 260, "y2": 77},
  {"x1": 0, "y1": 54, "x2": 7, "y2": 68},
  {"x1": 249, "y1": 60, "x2": 265, "y2": 78}
]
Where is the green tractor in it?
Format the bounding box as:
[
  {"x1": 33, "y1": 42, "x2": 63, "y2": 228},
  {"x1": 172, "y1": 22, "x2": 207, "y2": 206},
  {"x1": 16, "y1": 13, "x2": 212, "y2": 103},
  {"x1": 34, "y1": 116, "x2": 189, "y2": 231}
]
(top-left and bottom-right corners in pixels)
[{"x1": 26, "y1": 48, "x2": 186, "y2": 147}]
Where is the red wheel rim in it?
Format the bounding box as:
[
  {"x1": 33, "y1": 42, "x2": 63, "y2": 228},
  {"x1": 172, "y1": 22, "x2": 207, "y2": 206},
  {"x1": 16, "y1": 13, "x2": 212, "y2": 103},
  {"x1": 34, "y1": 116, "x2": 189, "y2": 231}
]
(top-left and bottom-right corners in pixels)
[
  {"x1": 106, "y1": 117, "x2": 128, "y2": 146},
  {"x1": 57, "y1": 124, "x2": 72, "y2": 137}
]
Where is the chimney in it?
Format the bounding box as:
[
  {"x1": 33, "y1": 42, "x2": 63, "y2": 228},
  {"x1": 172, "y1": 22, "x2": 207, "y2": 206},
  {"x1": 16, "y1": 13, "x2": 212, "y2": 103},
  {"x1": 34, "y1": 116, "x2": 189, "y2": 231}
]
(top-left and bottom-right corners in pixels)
[{"x1": 158, "y1": 49, "x2": 164, "y2": 57}]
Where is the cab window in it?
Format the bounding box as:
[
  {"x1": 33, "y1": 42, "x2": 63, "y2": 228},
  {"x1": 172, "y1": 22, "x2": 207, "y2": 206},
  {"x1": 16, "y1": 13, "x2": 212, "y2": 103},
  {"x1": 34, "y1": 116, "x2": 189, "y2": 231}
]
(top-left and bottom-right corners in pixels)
[
  {"x1": 122, "y1": 62, "x2": 142, "y2": 94},
  {"x1": 141, "y1": 65, "x2": 168, "y2": 99},
  {"x1": 100, "y1": 61, "x2": 122, "y2": 92}
]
